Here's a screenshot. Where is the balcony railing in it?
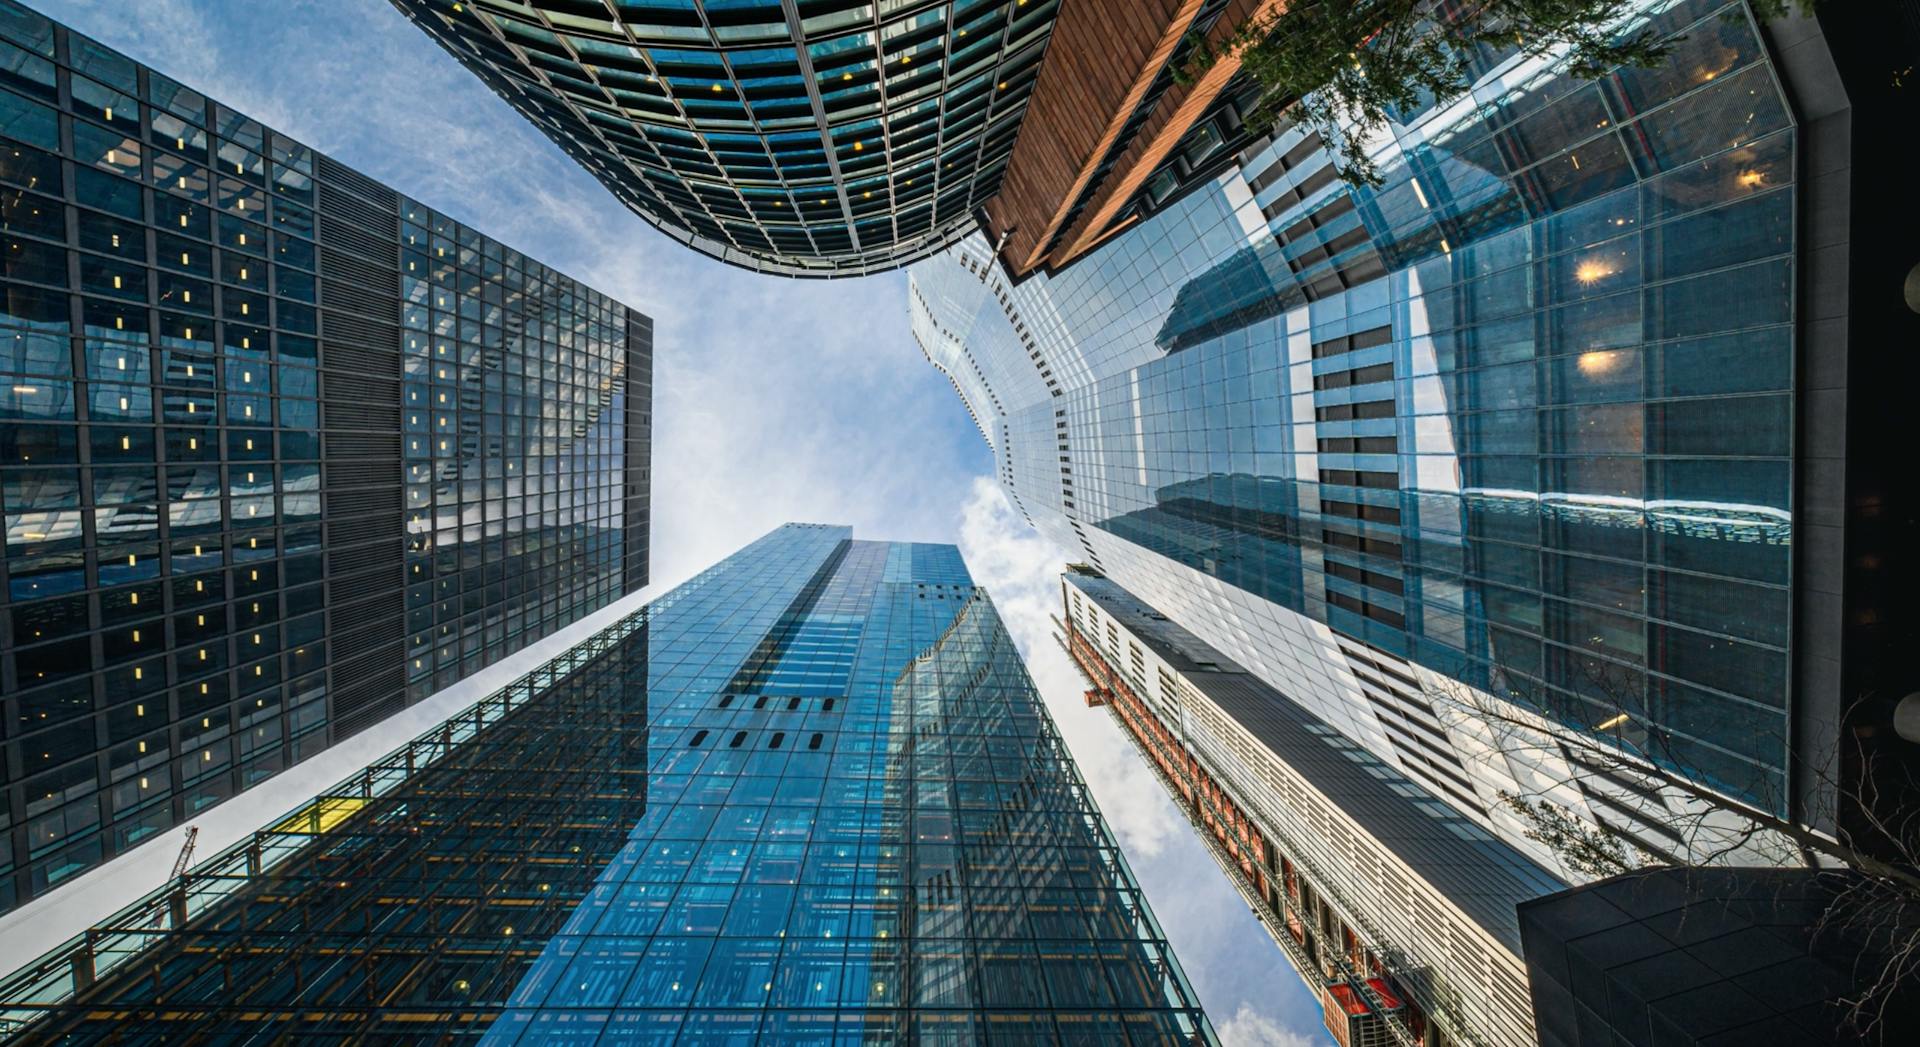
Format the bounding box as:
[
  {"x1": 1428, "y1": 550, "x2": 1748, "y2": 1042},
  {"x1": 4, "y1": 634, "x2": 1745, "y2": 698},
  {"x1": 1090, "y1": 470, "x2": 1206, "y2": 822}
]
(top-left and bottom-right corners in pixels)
[{"x1": 0, "y1": 605, "x2": 651, "y2": 1034}]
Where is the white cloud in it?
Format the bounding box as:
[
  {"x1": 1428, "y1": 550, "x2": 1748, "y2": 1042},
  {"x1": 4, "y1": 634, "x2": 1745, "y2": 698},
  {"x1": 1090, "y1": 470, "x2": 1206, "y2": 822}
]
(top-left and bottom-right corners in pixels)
[
  {"x1": 957, "y1": 479, "x2": 1328, "y2": 1041},
  {"x1": 20, "y1": 6, "x2": 1324, "y2": 1043},
  {"x1": 957, "y1": 478, "x2": 1185, "y2": 859},
  {"x1": 1216, "y1": 1003, "x2": 1326, "y2": 1047},
  {"x1": 643, "y1": 273, "x2": 983, "y2": 592},
  {"x1": 37, "y1": 0, "x2": 988, "y2": 590}
]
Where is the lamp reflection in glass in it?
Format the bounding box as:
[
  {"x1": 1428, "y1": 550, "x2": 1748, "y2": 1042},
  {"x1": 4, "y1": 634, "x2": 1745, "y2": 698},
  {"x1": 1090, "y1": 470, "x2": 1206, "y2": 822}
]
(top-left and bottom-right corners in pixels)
[
  {"x1": 1576, "y1": 349, "x2": 1627, "y2": 377},
  {"x1": 1574, "y1": 258, "x2": 1615, "y2": 284}
]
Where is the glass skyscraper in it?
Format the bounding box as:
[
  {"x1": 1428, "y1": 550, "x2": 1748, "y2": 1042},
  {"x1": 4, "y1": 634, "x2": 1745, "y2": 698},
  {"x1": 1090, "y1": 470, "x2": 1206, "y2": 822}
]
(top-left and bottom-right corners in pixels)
[
  {"x1": 910, "y1": 0, "x2": 1857, "y2": 874},
  {"x1": 0, "y1": 2, "x2": 650, "y2": 913},
  {"x1": 386, "y1": 0, "x2": 1290, "y2": 282},
  {"x1": 388, "y1": 0, "x2": 1064, "y2": 278},
  {"x1": 0, "y1": 524, "x2": 1215, "y2": 1044}
]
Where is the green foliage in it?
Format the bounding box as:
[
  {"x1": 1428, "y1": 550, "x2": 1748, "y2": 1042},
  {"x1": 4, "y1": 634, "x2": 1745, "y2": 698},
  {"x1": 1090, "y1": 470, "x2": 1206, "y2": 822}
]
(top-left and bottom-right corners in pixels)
[{"x1": 1190, "y1": 0, "x2": 1809, "y2": 187}]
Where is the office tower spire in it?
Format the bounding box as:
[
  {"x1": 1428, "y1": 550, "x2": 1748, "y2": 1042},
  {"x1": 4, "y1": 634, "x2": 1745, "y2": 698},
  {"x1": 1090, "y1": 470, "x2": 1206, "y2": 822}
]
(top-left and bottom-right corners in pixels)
[{"x1": 0, "y1": 525, "x2": 1216, "y2": 1043}]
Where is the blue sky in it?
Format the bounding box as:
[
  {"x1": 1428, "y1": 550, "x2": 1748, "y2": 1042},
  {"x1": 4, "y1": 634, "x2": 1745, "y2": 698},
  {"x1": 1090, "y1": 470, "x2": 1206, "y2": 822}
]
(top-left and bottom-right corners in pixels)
[{"x1": 24, "y1": 2, "x2": 1324, "y2": 1041}]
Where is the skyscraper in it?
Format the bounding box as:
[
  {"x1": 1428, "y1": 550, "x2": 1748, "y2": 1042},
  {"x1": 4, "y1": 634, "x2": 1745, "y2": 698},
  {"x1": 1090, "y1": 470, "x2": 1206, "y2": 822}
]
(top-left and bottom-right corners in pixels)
[
  {"x1": 0, "y1": 524, "x2": 1216, "y2": 1044},
  {"x1": 1063, "y1": 566, "x2": 1563, "y2": 1047},
  {"x1": 388, "y1": 0, "x2": 1284, "y2": 278},
  {"x1": 389, "y1": 0, "x2": 1067, "y2": 278},
  {"x1": 0, "y1": 2, "x2": 651, "y2": 914},
  {"x1": 910, "y1": 0, "x2": 1890, "y2": 874}
]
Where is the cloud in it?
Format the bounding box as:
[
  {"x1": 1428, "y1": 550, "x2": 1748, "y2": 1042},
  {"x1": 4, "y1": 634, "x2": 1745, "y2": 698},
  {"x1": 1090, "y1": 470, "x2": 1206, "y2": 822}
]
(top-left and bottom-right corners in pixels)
[
  {"x1": 40, "y1": 0, "x2": 990, "y2": 588},
  {"x1": 1216, "y1": 1003, "x2": 1326, "y2": 1047},
  {"x1": 48, "y1": 0, "x2": 217, "y2": 77},
  {"x1": 643, "y1": 274, "x2": 985, "y2": 592},
  {"x1": 957, "y1": 478, "x2": 1184, "y2": 859},
  {"x1": 957, "y1": 479, "x2": 1328, "y2": 1041},
  {"x1": 22, "y1": 5, "x2": 1325, "y2": 1044}
]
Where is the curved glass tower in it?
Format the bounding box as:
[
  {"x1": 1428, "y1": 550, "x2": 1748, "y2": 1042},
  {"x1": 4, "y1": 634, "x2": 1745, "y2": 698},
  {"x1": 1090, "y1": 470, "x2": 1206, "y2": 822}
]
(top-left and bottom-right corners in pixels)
[{"x1": 390, "y1": 0, "x2": 1061, "y2": 278}]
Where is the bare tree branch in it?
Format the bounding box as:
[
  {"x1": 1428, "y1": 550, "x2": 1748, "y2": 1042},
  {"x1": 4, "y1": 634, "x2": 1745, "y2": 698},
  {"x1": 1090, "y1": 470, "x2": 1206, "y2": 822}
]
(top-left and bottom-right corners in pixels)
[{"x1": 1423, "y1": 670, "x2": 1918, "y2": 1040}]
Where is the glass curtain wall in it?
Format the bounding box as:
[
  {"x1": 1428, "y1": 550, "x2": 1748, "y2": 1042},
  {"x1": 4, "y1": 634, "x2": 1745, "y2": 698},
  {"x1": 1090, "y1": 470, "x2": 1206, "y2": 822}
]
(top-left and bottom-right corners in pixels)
[{"x1": 0, "y1": 525, "x2": 1214, "y2": 1044}]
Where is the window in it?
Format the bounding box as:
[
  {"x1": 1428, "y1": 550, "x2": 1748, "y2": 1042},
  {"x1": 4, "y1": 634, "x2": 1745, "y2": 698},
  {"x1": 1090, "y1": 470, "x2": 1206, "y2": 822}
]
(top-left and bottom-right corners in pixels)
[{"x1": 0, "y1": 85, "x2": 58, "y2": 150}]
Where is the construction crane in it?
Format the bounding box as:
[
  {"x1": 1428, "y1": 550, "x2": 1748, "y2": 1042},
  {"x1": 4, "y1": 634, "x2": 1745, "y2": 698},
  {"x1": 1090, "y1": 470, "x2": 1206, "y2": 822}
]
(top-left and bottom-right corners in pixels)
[
  {"x1": 169, "y1": 826, "x2": 199, "y2": 880},
  {"x1": 145, "y1": 826, "x2": 199, "y2": 930}
]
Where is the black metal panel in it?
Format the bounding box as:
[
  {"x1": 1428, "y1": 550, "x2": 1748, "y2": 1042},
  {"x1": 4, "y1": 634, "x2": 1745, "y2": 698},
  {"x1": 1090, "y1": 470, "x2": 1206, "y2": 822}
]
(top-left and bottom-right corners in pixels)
[
  {"x1": 317, "y1": 214, "x2": 395, "y2": 263},
  {"x1": 331, "y1": 529, "x2": 401, "y2": 577},
  {"x1": 321, "y1": 458, "x2": 400, "y2": 492},
  {"x1": 318, "y1": 313, "x2": 401, "y2": 354},
  {"x1": 316, "y1": 155, "x2": 400, "y2": 215},
  {"x1": 332, "y1": 617, "x2": 401, "y2": 663},
  {"x1": 318, "y1": 487, "x2": 399, "y2": 517},
  {"x1": 623, "y1": 314, "x2": 653, "y2": 593},
  {"x1": 315, "y1": 163, "x2": 406, "y2": 751}
]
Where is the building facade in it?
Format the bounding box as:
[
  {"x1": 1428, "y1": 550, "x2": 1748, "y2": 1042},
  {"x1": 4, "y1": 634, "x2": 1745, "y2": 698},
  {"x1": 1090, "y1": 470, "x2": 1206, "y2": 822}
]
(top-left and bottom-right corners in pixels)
[
  {"x1": 0, "y1": 3, "x2": 651, "y2": 913},
  {"x1": 1064, "y1": 567, "x2": 1562, "y2": 1047},
  {"x1": 911, "y1": 0, "x2": 1863, "y2": 875},
  {"x1": 0, "y1": 524, "x2": 1215, "y2": 1044},
  {"x1": 389, "y1": 0, "x2": 1067, "y2": 278},
  {"x1": 388, "y1": 0, "x2": 1296, "y2": 279},
  {"x1": 1518, "y1": 867, "x2": 1920, "y2": 1046}
]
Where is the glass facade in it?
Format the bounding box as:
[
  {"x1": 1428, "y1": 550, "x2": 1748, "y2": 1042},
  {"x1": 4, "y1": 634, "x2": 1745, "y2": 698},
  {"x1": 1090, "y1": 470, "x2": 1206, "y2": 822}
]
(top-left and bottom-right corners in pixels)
[
  {"x1": 911, "y1": 0, "x2": 1805, "y2": 821},
  {"x1": 0, "y1": 2, "x2": 651, "y2": 914},
  {"x1": 398, "y1": 195, "x2": 643, "y2": 702},
  {"x1": 390, "y1": 0, "x2": 1063, "y2": 278},
  {"x1": 0, "y1": 524, "x2": 1214, "y2": 1044}
]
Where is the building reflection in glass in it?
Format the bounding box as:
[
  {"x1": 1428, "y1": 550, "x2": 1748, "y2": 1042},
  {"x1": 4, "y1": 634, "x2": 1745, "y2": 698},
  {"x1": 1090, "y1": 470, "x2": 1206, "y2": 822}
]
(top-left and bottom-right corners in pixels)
[
  {"x1": 0, "y1": 525, "x2": 1214, "y2": 1043},
  {"x1": 0, "y1": 612, "x2": 650, "y2": 1041},
  {"x1": 912, "y1": 0, "x2": 1799, "y2": 814}
]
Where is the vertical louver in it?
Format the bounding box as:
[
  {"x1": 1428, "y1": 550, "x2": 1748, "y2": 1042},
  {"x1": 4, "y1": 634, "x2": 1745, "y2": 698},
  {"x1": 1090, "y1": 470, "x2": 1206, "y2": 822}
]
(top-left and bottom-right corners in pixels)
[{"x1": 316, "y1": 171, "x2": 405, "y2": 739}]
